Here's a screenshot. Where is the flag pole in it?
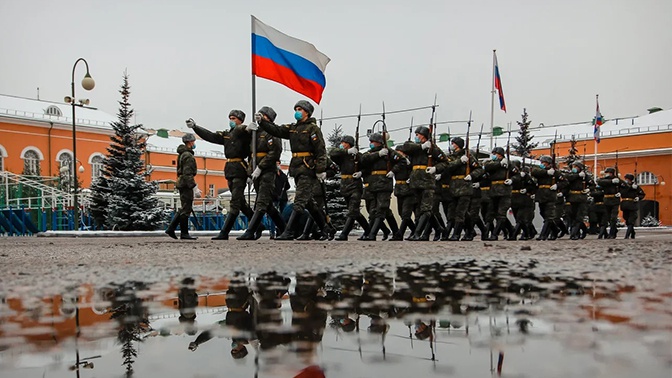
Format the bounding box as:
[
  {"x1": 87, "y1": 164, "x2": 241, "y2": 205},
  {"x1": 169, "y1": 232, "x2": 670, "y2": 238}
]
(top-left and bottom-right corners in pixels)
[
  {"x1": 250, "y1": 15, "x2": 257, "y2": 204},
  {"x1": 490, "y1": 49, "x2": 496, "y2": 151},
  {"x1": 593, "y1": 94, "x2": 598, "y2": 178}
]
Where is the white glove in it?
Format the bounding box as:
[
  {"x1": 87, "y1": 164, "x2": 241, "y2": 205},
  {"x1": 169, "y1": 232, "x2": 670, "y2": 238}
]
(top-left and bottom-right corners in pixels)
[
  {"x1": 254, "y1": 113, "x2": 262, "y2": 122},
  {"x1": 421, "y1": 141, "x2": 432, "y2": 150},
  {"x1": 632, "y1": 184, "x2": 638, "y2": 189},
  {"x1": 426, "y1": 167, "x2": 436, "y2": 174},
  {"x1": 352, "y1": 171, "x2": 362, "y2": 179},
  {"x1": 504, "y1": 179, "x2": 513, "y2": 185},
  {"x1": 615, "y1": 192, "x2": 621, "y2": 198},
  {"x1": 612, "y1": 178, "x2": 620, "y2": 184},
  {"x1": 587, "y1": 196, "x2": 593, "y2": 202},
  {"x1": 251, "y1": 167, "x2": 262, "y2": 179},
  {"x1": 186, "y1": 118, "x2": 196, "y2": 128},
  {"x1": 193, "y1": 187, "x2": 202, "y2": 197},
  {"x1": 247, "y1": 122, "x2": 258, "y2": 131},
  {"x1": 246, "y1": 177, "x2": 253, "y2": 186},
  {"x1": 379, "y1": 148, "x2": 389, "y2": 157},
  {"x1": 404, "y1": 158, "x2": 411, "y2": 165},
  {"x1": 547, "y1": 168, "x2": 556, "y2": 176},
  {"x1": 347, "y1": 147, "x2": 358, "y2": 155},
  {"x1": 435, "y1": 174, "x2": 442, "y2": 181},
  {"x1": 583, "y1": 188, "x2": 590, "y2": 194},
  {"x1": 460, "y1": 155, "x2": 469, "y2": 164},
  {"x1": 520, "y1": 171, "x2": 526, "y2": 177},
  {"x1": 500, "y1": 159, "x2": 508, "y2": 167},
  {"x1": 530, "y1": 194, "x2": 536, "y2": 200},
  {"x1": 385, "y1": 171, "x2": 394, "y2": 178},
  {"x1": 317, "y1": 172, "x2": 327, "y2": 181},
  {"x1": 472, "y1": 182, "x2": 480, "y2": 189},
  {"x1": 520, "y1": 188, "x2": 527, "y2": 194},
  {"x1": 557, "y1": 192, "x2": 564, "y2": 197},
  {"x1": 578, "y1": 171, "x2": 586, "y2": 178},
  {"x1": 634, "y1": 197, "x2": 639, "y2": 202},
  {"x1": 464, "y1": 174, "x2": 472, "y2": 181},
  {"x1": 550, "y1": 184, "x2": 558, "y2": 191}
]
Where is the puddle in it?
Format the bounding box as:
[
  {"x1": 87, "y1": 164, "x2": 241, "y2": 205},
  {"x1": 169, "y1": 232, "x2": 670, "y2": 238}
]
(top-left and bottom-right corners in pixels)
[{"x1": 1, "y1": 261, "x2": 670, "y2": 377}]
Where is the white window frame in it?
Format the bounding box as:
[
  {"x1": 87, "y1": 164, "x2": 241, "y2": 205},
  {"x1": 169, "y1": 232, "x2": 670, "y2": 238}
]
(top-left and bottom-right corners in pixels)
[{"x1": 636, "y1": 171, "x2": 657, "y2": 185}]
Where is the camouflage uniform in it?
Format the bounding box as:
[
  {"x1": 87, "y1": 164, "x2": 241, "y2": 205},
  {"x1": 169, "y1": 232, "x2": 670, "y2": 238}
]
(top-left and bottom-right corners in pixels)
[
  {"x1": 439, "y1": 147, "x2": 483, "y2": 240},
  {"x1": 619, "y1": 174, "x2": 645, "y2": 239},
  {"x1": 510, "y1": 165, "x2": 536, "y2": 240},
  {"x1": 531, "y1": 157, "x2": 563, "y2": 240},
  {"x1": 596, "y1": 168, "x2": 623, "y2": 239},
  {"x1": 483, "y1": 150, "x2": 513, "y2": 240},
  {"x1": 165, "y1": 142, "x2": 198, "y2": 240},
  {"x1": 390, "y1": 150, "x2": 417, "y2": 240},
  {"x1": 563, "y1": 162, "x2": 590, "y2": 240}
]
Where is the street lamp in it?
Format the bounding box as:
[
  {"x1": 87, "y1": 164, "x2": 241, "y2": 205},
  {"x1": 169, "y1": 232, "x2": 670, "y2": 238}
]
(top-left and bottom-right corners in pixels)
[
  {"x1": 64, "y1": 58, "x2": 95, "y2": 230},
  {"x1": 654, "y1": 175, "x2": 666, "y2": 224}
]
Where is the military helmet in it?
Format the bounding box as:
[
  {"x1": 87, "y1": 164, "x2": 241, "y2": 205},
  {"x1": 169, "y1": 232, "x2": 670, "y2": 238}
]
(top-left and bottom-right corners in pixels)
[
  {"x1": 571, "y1": 161, "x2": 584, "y2": 169},
  {"x1": 512, "y1": 160, "x2": 522, "y2": 169},
  {"x1": 294, "y1": 100, "x2": 314, "y2": 116},
  {"x1": 369, "y1": 132, "x2": 385, "y2": 144},
  {"x1": 539, "y1": 155, "x2": 552, "y2": 164},
  {"x1": 414, "y1": 126, "x2": 430, "y2": 139},
  {"x1": 182, "y1": 133, "x2": 196, "y2": 143},
  {"x1": 624, "y1": 173, "x2": 635, "y2": 180},
  {"x1": 258, "y1": 106, "x2": 277, "y2": 122},
  {"x1": 228, "y1": 109, "x2": 246, "y2": 122},
  {"x1": 341, "y1": 135, "x2": 355, "y2": 146},
  {"x1": 604, "y1": 167, "x2": 616, "y2": 174},
  {"x1": 492, "y1": 147, "x2": 505, "y2": 156},
  {"x1": 451, "y1": 137, "x2": 465, "y2": 149}
]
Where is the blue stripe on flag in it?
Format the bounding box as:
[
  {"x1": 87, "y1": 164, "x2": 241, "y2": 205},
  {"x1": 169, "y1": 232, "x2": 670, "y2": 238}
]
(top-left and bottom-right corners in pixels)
[{"x1": 252, "y1": 34, "x2": 326, "y2": 88}]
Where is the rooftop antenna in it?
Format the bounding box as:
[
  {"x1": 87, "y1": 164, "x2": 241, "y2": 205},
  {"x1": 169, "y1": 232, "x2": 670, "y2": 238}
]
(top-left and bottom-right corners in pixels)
[{"x1": 37, "y1": 87, "x2": 40, "y2": 100}]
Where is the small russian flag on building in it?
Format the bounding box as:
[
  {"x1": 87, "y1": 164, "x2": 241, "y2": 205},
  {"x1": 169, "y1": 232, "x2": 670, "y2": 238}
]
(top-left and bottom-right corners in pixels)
[
  {"x1": 494, "y1": 52, "x2": 506, "y2": 113},
  {"x1": 251, "y1": 16, "x2": 331, "y2": 104}
]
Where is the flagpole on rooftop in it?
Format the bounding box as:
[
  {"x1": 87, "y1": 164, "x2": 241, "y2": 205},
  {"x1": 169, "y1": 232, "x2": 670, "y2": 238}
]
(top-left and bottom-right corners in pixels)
[
  {"x1": 594, "y1": 94, "x2": 599, "y2": 178},
  {"x1": 490, "y1": 50, "x2": 496, "y2": 151}
]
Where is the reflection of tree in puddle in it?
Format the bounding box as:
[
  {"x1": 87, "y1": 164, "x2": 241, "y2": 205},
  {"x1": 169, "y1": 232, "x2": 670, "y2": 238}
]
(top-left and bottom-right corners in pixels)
[{"x1": 108, "y1": 281, "x2": 150, "y2": 377}]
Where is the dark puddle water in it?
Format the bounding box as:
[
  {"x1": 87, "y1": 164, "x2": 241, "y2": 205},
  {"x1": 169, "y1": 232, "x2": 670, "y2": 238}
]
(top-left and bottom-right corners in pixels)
[{"x1": 1, "y1": 260, "x2": 670, "y2": 377}]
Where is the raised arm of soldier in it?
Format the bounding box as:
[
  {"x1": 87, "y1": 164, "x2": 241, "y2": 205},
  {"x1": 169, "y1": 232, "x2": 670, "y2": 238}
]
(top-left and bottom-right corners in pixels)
[
  {"x1": 253, "y1": 109, "x2": 291, "y2": 140},
  {"x1": 186, "y1": 109, "x2": 246, "y2": 145}
]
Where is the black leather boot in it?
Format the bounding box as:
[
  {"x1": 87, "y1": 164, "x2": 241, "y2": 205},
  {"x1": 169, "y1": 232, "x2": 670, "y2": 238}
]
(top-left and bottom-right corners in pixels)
[
  {"x1": 408, "y1": 213, "x2": 430, "y2": 241},
  {"x1": 335, "y1": 217, "x2": 355, "y2": 241},
  {"x1": 237, "y1": 210, "x2": 265, "y2": 240},
  {"x1": 179, "y1": 217, "x2": 198, "y2": 240},
  {"x1": 296, "y1": 218, "x2": 315, "y2": 240},
  {"x1": 390, "y1": 219, "x2": 409, "y2": 241},
  {"x1": 474, "y1": 218, "x2": 486, "y2": 237},
  {"x1": 556, "y1": 220, "x2": 569, "y2": 239},
  {"x1": 441, "y1": 220, "x2": 453, "y2": 241},
  {"x1": 547, "y1": 221, "x2": 559, "y2": 240},
  {"x1": 579, "y1": 223, "x2": 588, "y2": 239},
  {"x1": 461, "y1": 220, "x2": 473, "y2": 241},
  {"x1": 386, "y1": 213, "x2": 399, "y2": 238},
  {"x1": 519, "y1": 223, "x2": 530, "y2": 240},
  {"x1": 356, "y1": 215, "x2": 370, "y2": 240},
  {"x1": 362, "y1": 218, "x2": 383, "y2": 241},
  {"x1": 165, "y1": 215, "x2": 180, "y2": 239},
  {"x1": 597, "y1": 225, "x2": 608, "y2": 239},
  {"x1": 380, "y1": 221, "x2": 391, "y2": 241},
  {"x1": 569, "y1": 224, "x2": 581, "y2": 240},
  {"x1": 212, "y1": 212, "x2": 237, "y2": 240},
  {"x1": 486, "y1": 220, "x2": 503, "y2": 241},
  {"x1": 276, "y1": 209, "x2": 301, "y2": 241},
  {"x1": 448, "y1": 222, "x2": 463, "y2": 241},
  {"x1": 509, "y1": 223, "x2": 522, "y2": 241},
  {"x1": 267, "y1": 206, "x2": 286, "y2": 236},
  {"x1": 536, "y1": 222, "x2": 550, "y2": 241}
]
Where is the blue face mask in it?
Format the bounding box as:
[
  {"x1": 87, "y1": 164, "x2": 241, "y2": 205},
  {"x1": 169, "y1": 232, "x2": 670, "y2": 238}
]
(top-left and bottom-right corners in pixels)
[
  {"x1": 491, "y1": 155, "x2": 498, "y2": 160},
  {"x1": 571, "y1": 168, "x2": 578, "y2": 173},
  {"x1": 229, "y1": 120, "x2": 236, "y2": 128},
  {"x1": 539, "y1": 164, "x2": 545, "y2": 169},
  {"x1": 414, "y1": 137, "x2": 421, "y2": 143},
  {"x1": 339, "y1": 144, "x2": 345, "y2": 149},
  {"x1": 192, "y1": 143, "x2": 196, "y2": 150},
  {"x1": 369, "y1": 143, "x2": 375, "y2": 150},
  {"x1": 294, "y1": 111, "x2": 303, "y2": 120}
]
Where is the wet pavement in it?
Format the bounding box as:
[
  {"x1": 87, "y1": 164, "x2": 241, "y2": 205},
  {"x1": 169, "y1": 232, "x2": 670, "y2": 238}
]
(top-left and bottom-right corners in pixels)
[{"x1": 0, "y1": 229, "x2": 671, "y2": 377}]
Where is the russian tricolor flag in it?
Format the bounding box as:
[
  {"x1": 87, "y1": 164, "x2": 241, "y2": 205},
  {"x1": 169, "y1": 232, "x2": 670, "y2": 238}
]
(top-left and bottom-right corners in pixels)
[
  {"x1": 252, "y1": 16, "x2": 331, "y2": 104},
  {"x1": 593, "y1": 96, "x2": 603, "y2": 143},
  {"x1": 494, "y1": 52, "x2": 506, "y2": 112}
]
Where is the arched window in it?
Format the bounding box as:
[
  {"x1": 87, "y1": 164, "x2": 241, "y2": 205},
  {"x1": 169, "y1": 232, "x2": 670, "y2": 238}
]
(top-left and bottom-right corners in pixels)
[
  {"x1": 637, "y1": 171, "x2": 657, "y2": 185},
  {"x1": 45, "y1": 105, "x2": 63, "y2": 117},
  {"x1": 23, "y1": 150, "x2": 41, "y2": 176},
  {"x1": 58, "y1": 152, "x2": 73, "y2": 186},
  {"x1": 91, "y1": 155, "x2": 105, "y2": 182}
]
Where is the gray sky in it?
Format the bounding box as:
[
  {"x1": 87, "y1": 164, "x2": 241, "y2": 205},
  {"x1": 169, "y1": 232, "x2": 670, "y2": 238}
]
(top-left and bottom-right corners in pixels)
[{"x1": 1, "y1": 0, "x2": 670, "y2": 143}]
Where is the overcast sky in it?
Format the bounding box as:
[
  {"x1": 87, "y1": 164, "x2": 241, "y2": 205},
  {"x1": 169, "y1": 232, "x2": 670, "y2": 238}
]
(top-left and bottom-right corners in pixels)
[{"x1": 1, "y1": 0, "x2": 670, "y2": 143}]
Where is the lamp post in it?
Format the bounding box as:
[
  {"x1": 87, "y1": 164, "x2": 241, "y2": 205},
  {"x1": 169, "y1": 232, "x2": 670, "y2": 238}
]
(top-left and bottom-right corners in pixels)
[
  {"x1": 65, "y1": 58, "x2": 95, "y2": 230},
  {"x1": 654, "y1": 175, "x2": 666, "y2": 224}
]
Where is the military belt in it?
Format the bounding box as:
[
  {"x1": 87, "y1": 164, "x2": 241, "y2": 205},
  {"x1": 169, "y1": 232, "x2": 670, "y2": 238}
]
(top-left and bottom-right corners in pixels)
[
  {"x1": 442, "y1": 184, "x2": 450, "y2": 188},
  {"x1": 292, "y1": 152, "x2": 312, "y2": 158},
  {"x1": 512, "y1": 190, "x2": 520, "y2": 193},
  {"x1": 413, "y1": 165, "x2": 428, "y2": 170},
  {"x1": 480, "y1": 187, "x2": 490, "y2": 191},
  {"x1": 255, "y1": 152, "x2": 267, "y2": 157},
  {"x1": 570, "y1": 190, "x2": 584, "y2": 194},
  {"x1": 539, "y1": 185, "x2": 552, "y2": 189},
  {"x1": 395, "y1": 180, "x2": 407, "y2": 184},
  {"x1": 227, "y1": 158, "x2": 244, "y2": 163},
  {"x1": 412, "y1": 297, "x2": 428, "y2": 303},
  {"x1": 363, "y1": 183, "x2": 369, "y2": 187},
  {"x1": 228, "y1": 307, "x2": 245, "y2": 312},
  {"x1": 621, "y1": 198, "x2": 634, "y2": 201},
  {"x1": 371, "y1": 170, "x2": 387, "y2": 175},
  {"x1": 341, "y1": 174, "x2": 353, "y2": 179},
  {"x1": 604, "y1": 194, "x2": 616, "y2": 198},
  {"x1": 491, "y1": 180, "x2": 505, "y2": 185},
  {"x1": 595, "y1": 202, "x2": 604, "y2": 205},
  {"x1": 451, "y1": 175, "x2": 465, "y2": 180}
]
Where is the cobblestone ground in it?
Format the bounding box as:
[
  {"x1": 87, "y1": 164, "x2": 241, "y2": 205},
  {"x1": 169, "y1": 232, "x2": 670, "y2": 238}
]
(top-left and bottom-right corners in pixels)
[{"x1": 1, "y1": 229, "x2": 670, "y2": 296}]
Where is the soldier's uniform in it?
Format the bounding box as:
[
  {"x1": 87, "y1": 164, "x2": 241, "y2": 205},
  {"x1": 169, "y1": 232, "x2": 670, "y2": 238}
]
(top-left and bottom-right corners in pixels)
[
  {"x1": 360, "y1": 133, "x2": 405, "y2": 240},
  {"x1": 464, "y1": 174, "x2": 484, "y2": 241},
  {"x1": 620, "y1": 173, "x2": 646, "y2": 239},
  {"x1": 295, "y1": 158, "x2": 338, "y2": 240},
  {"x1": 390, "y1": 147, "x2": 416, "y2": 240},
  {"x1": 588, "y1": 183, "x2": 607, "y2": 237},
  {"x1": 553, "y1": 176, "x2": 570, "y2": 239},
  {"x1": 360, "y1": 175, "x2": 392, "y2": 240},
  {"x1": 563, "y1": 161, "x2": 590, "y2": 240},
  {"x1": 330, "y1": 135, "x2": 369, "y2": 240},
  {"x1": 531, "y1": 155, "x2": 562, "y2": 240},
  {"x1": 596, "y1": 167, "x2": 623, "y2": 239},
  {"x1": 479, "y1": 174, "x2": 493, "y2": 240},
  {"x1": 510, "y1": 162, "x2": 536, "y2": 240},
  {"x1": 438, "y1": 137, "x2": 483, "y2": 241},
  {"x1": 483, "y1": 147, "x2": 513, "y2": 240},
  {"x1": 256, "y1": 100, "x2": 330, "y2": 240},
  {"x1": 401, "y1": 126, "x2": 448, "y2": 241},
  {"x1": 237, "y1": 107, "x2": 285, "y2": 240},
  {"x1": 434, "y1": 168, "x2": 454, "y2": 240},
  {"x1": 165, "y1": 134, "x2": 198, "y2": 240},
  {"x1": 190, "y1": 110, "x2": 253, "y2": 240}
]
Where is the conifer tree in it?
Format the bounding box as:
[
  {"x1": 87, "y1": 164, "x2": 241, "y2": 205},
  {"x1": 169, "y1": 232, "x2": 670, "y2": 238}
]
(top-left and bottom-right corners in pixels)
[
  {"x1": 324, "y1": 124, "x2": 347, "y2": 229},
  {"x1": 511, "y1": 108, "x2": 538, "y2": 159},
  {"x1": 565, "y1": 135, "x2": 582, "y2": 166},
  {"x1": 89, "y1": 71, "x2": 165, "y2": 230}
]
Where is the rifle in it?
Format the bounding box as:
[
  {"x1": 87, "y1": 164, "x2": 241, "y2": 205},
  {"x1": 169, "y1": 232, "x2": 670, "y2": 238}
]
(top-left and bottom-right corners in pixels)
[
  {"x1": 634, "y1": 159, "x2": 638, "y2": 185},
  {"x1": 551, "y1": 130, "x2": 558, "y2": 184},
  {"x1": 408, "y1": 117, "x2": 414, "y2": 142},
  {"x1": 465, "y1": 111, "x2": 473, "y2": 175},
  {"x1": 505, "y1": 128, "x2": 511, "y2": 179},
  {"x1": 428, "y1": 94, "x2": 438, "y2": 167},
  {"x1": 190, "y1": 209, "x2": 201, "y2": 229},
  {"x1": 615, "y1": 149, "x2": 619, "y2": 178},
  {"x1": 476, "y1": 123, "x2": 484, "y2": 166},
  {"x1": 382, "y1": 101, "x2": 391, "y2": 172},
  {"x1": 355, "y1": 104, "x2": 361, "y2": 172},
  {"x1": 317, "y1": 109, "x2": 330, "y2": 222}
]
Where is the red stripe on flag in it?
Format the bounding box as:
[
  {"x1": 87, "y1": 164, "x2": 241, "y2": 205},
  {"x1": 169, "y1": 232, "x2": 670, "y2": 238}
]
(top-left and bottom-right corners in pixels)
[{"x1": 253, "y1": 55, "x2": 325, "y2": 104}]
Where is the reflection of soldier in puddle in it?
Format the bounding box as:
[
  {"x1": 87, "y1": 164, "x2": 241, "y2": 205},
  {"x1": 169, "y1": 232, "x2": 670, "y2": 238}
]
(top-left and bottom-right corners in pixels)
[
  {"x1": 329, "y1": 273, "x2": 363, "y2": 335},
  {"x1": 290, "y1": 273, "x2": 328, "y2": 363},
  {"x1": 255, "y1": 272, "x2": 292, "y2": 351},
  {"x1": 178, "y1": 277, "x2": 198, "y2": 335},
  {"x1": 188, "y1": 275, "x2": 255, "y2": 359}
]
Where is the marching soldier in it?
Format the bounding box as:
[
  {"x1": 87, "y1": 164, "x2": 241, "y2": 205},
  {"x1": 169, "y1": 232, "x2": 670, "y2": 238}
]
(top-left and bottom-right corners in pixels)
[
  {"x1": 402, "y1": 126, "x2": 448, "y2": 241},
  {"x1": 186, "y1": 110, "x2": 253, "y2": 240},
  {"x1": 479, "y1": 172, "x2": 493, "y2": 240},
  {"x1": 563, "y1": 161, "x2": 591, "y2": 240},
  {"x1": 237, "y1": 106, "x2": 286, "y2": 240},
  {"x1": 434, "y1": 165, "x2": 454, "y2": 240},
  {"x1": 165, "y1": 133, "x2": 198, "y2": 240},
  {"x1": 509, "y1": 161, "x2": 536, "y2": 240},
  {"x1": 596, "y1": 167, "x2": 623, "y2": 239},
  {"x1": 296, "y1": 159, "x2": 338, "y2": 241},
  {"x1": 251, "y1": 100, "x2": 330, "y2": 240},
  {"x1": 390, "y1": 146, "x2": 416, "y2": 240},
  {"x1": 531, "y1": 155, "x2": 562, "y2": 240},
  {"x1": 483, "y1": 147, "x2": 513, "y2": 240},
  {"x1": 620, "y1": 173, "x2": 645, "y2": 239},
  {"x1": 330, "y1": 135, "x2": 370, "y2": 240}
]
